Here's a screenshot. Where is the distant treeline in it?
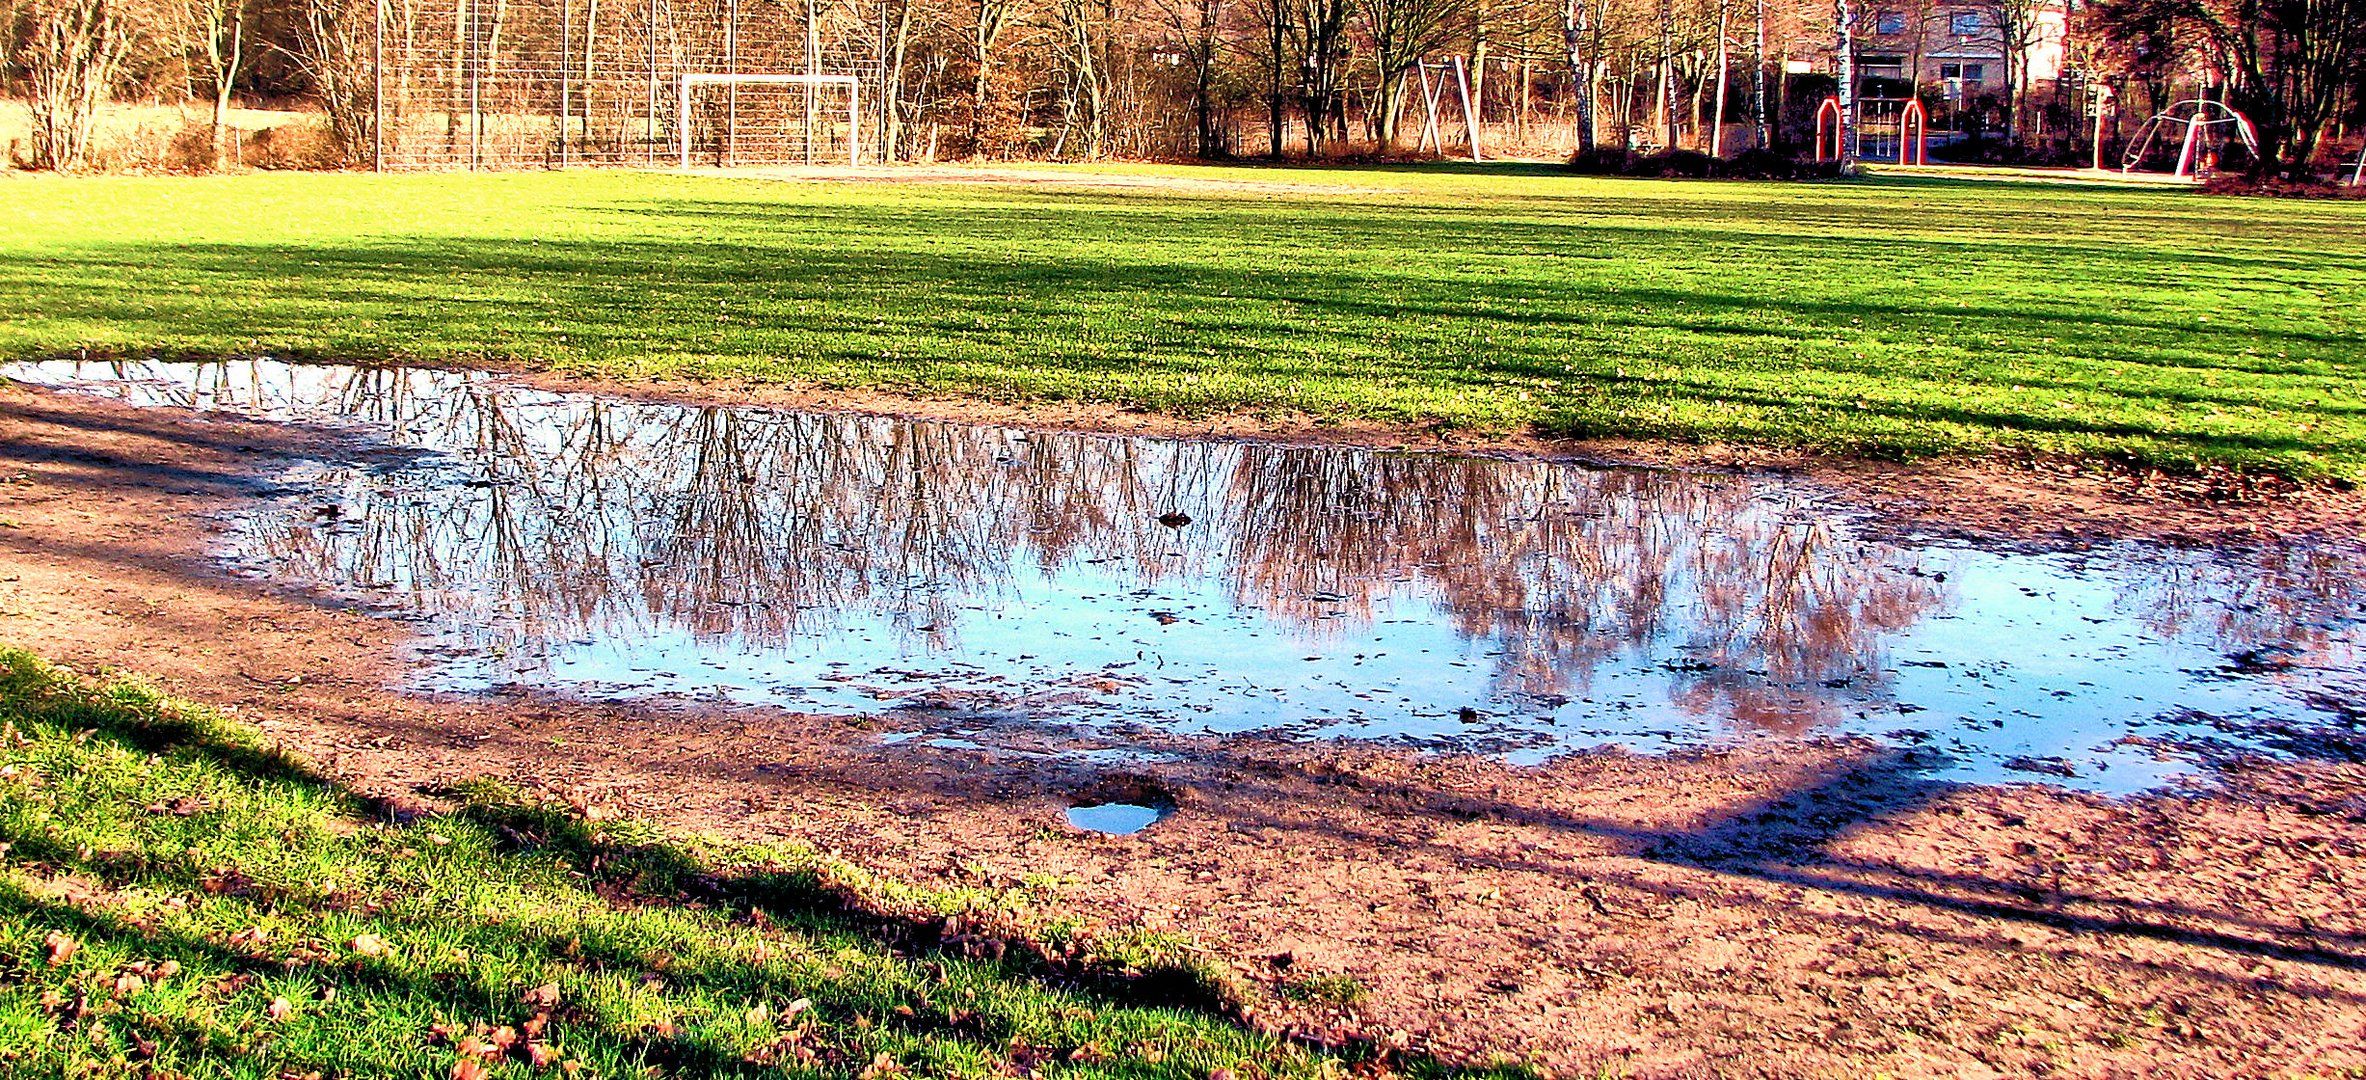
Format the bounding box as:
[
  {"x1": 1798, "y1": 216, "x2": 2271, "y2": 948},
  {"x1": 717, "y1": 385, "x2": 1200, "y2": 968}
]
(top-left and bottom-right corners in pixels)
[{"x1": 2, "y1": 0, "x2": 2359, "y2": 175}]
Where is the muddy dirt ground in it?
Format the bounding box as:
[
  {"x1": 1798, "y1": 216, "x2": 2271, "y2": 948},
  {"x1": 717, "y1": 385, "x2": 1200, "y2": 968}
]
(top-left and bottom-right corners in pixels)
[{"x1": 8, "y1": 378, "x2": 2366, "y2": 1079}]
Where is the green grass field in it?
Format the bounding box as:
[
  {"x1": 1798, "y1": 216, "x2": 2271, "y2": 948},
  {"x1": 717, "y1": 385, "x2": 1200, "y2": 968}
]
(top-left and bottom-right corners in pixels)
[
  {"x1": 2, "y1": 164, "x2": 2360, "y2": 480},
  {"x1": 0, "y1": 648, "x2": 1491, "y2": 1079}
]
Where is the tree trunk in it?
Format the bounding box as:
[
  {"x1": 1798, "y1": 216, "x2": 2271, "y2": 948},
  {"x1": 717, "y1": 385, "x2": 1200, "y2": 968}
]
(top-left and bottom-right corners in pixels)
[
  {"x1": 1656, "y1": 0, "x2": 1672, "y2": 147},
  {"x1": 1834, "y1": 0, "x2": 1856, "y2": 163},
  {"x1": 1560, "y1": 0, "x2": 1595, "y2": 155},
  {"x1": 1751, "y1": 0, "x2": 1767, "y2": 148}
]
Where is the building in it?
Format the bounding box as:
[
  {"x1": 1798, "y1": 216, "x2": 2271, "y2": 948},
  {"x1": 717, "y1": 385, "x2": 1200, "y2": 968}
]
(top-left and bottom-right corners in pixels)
[{"x1": 1855, "y1": 1, "x2": 2069, "y2": 119}]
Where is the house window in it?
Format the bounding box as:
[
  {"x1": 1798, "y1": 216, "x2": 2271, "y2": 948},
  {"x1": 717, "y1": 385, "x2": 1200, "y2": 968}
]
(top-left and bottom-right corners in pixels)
[
  {"x1": 1950, "y1": 11, "x2": 1984, "y2": 34},
  {"x1": 1961, "y1": 63, "x2": 1984, "y2": 81},
  {"x1": 1875, "y1": 10, "x2": 1907, "y2": 33}
]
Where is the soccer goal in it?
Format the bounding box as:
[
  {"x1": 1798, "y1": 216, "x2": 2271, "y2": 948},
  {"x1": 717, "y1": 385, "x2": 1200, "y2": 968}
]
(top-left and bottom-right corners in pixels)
[{"x1": 676, "y1": 74, "x2": 862, "y2": 168}]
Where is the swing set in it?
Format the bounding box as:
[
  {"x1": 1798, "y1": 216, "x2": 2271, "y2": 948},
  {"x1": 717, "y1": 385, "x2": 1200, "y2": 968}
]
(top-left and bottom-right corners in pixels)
[
  {"x1": 1813, "y1": 96, "x2": 1927, "y2": 164},
  {"x1": 1408, "y1": 56, "x2": 1484, "y2": 162}
]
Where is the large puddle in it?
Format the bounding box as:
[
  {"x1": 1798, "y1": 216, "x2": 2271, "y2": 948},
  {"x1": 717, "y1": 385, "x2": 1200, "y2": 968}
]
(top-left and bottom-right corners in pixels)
[{"x1": 14, "y1": 359, "x2": 2365, "y2": 792}]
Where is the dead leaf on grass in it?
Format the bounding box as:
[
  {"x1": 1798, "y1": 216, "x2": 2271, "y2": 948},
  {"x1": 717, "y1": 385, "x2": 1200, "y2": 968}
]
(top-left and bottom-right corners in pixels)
[
  {"x1": 266, "y1": 996, "x2": 293, "y2": 1021},
  {"x1": 351, "y1": 933, "x2": 387, "y2": 956},
  {"x1": 43, "y1": 931, "x2": 78, "y2": 966}
]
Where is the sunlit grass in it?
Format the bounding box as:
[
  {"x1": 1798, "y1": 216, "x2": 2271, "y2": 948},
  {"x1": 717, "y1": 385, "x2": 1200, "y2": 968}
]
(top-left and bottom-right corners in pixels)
[
  {"x1": 0, "y1": 647, "x2": 1488, "y2": 1079},
  {"x1": 0, "y1": 164, "x2": 2359, "y2": 479}
]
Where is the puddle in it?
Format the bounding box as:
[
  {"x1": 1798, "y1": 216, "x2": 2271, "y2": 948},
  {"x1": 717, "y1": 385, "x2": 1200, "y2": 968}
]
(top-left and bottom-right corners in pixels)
[
  {"x1": 13, "y1": 358, "x2": 2366, "y2": 794},
  {"x1": 1066, "y1": 802, "x2": 1170, "y2": 835},
  {"x1": 1065, "y1": 777, "x2": 1178, "y2": 835}
]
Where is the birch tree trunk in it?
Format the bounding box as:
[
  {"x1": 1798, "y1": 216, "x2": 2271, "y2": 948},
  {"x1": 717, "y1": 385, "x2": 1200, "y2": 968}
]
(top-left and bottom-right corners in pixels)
[{"x1": 1560, "y1": 0, "x2": 1595, "y2": 155}]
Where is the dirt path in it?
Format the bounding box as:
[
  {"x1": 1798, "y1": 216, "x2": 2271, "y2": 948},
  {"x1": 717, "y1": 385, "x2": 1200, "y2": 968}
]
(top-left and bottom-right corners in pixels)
[{"x1": 7, "y1": 380, "x2": 2366, "y2": 1078}]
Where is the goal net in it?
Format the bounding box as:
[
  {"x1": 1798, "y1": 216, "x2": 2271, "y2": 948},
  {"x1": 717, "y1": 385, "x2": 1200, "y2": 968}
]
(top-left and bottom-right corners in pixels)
[{"x1": 676, "y1": 74, "x2": 862, "y2": 168}]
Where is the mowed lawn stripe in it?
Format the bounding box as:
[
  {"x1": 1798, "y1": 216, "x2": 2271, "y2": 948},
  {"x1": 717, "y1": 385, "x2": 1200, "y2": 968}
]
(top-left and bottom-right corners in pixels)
[{"x1": 1, "y1": 166, "x2": 2359, "y2": 479}]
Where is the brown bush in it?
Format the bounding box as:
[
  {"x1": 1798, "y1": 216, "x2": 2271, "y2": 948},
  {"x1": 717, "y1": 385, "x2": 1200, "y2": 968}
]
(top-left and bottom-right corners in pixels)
[{"x1": 240, "y1": 122, "x2": 342, "y2": 170}]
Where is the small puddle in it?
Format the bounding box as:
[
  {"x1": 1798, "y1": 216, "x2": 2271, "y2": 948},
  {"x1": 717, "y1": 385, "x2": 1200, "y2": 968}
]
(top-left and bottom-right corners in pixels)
[
  {"x1": 1066, "y1": 802, "x2": 1170, "y2": 835},
  {"x1": 14, "y1": 358, "x2": 2366, "y2": 794},
  {"x1": 1065, "y1": 777, "x2": 1178, "y2": 835}
]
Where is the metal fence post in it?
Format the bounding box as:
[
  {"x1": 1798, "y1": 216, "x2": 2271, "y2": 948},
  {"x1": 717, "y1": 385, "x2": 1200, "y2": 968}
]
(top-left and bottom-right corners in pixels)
[
  {"x1": 467, "y1": 0, "x2": 482, "y2": 170},
  {"x1": 726, "y1": 0, "x2": 738, "y2": 167},
  {"x1": 373, "y1": 0, "x2": 385, "y2": 171},
  {"x1": 560, "y1": 0, "x2": 572, "y2": 168},
  {"x1": 646, "y1": 0, "x2": 658, "y2": 165}
]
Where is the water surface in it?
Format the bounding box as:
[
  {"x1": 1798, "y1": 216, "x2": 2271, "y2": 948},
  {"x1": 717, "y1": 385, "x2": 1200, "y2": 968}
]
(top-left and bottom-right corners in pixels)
[{"x1": 13, "y1": 358, "x2": 2363, "y2": 793}]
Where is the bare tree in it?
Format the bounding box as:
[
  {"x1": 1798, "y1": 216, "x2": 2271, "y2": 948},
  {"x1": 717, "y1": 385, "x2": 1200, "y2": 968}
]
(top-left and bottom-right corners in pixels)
[
  {"x1": 1250, "y1": 0, "x2": 1291, "y2": 153},
  {"x1": 26, "y1": 0, "x2": 141, "y2": 172},
  {"x1": 1979, "y1": 0, "x2": 2044, "y2": 143},
  {"x1": 1288, "y1": 0, "x2": 1350, "y2": 151},
  {"x1": 1561, "y1": 0, "x2": 1599, "y2": 153},
  {"x1": 177, "y1": 0, "x2": 249, "y2": 168},
  {"x1": 284, "y1": 0, "x2": 379, "y2": 164},
  {"x1": 1359, "y1": 0, "x2": 1457, "y2": 147},
  {"x1": 967, "y1": 0, "x2": 1020, "y2": 154}
]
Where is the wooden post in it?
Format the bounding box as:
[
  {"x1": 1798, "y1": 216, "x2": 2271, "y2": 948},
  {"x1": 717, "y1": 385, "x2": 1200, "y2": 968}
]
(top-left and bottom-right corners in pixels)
[{"x1": 2089, "y1": 92, "x2": 2107, "y2": 171}]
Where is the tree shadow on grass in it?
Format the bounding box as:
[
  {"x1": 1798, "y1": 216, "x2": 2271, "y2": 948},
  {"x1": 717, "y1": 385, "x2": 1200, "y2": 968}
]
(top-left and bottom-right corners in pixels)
[
  {"x1": 0, "y1": 652, "x2": 1531, "y2": 1078},
  {"x1": 7, "y1": 223, "x2": 2360, "y2": 480}
]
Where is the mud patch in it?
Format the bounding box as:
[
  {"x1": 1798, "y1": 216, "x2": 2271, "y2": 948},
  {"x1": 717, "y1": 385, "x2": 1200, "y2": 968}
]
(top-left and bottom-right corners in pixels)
[{"x1": 9, "y1": 376, "x2": 2366, "y2": 1076}]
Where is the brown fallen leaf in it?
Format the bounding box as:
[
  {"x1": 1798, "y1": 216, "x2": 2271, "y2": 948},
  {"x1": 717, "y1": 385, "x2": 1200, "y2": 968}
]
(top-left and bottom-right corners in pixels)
[
  {"x1": 522, "y1": 981, "x2": 561, "y2": 1009},
  {"x1": 43, "y1": 931, "x2": 78, "y2": 966},
  {"x1": 527, "y1": 1041, "x2": 561, "y2": 1068},
  {"x1": 450, "y1": 1059, "x2": 488, "y2": 1080},
  {"x1": 266, "y1": 996, "x2": 293, "y2": 1022},
  {"x1": 351, "y1": 933, "x2": 387, "y2": 957}
]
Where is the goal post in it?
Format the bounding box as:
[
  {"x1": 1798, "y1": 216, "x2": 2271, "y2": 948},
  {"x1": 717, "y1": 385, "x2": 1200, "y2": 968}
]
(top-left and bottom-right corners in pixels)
[{"x1": 677, "y1": 74, "x2": 862, "y2": 168}]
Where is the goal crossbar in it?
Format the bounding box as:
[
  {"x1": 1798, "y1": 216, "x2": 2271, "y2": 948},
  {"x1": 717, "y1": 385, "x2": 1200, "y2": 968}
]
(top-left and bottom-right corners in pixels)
[{"x1": 676, "y1": 74, "x2": 862, "y2": 168}]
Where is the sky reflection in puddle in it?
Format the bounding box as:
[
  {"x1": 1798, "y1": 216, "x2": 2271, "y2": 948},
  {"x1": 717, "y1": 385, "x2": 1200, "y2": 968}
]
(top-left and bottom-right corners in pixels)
[{"x1": 13, "y1": 358, "x2": 2364, "y2": 793}]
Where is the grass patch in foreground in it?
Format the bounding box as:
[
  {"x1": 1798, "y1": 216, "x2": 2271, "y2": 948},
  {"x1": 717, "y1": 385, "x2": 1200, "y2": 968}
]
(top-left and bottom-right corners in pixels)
[
  {"x1": 2, "y1": 166, "x2": 2361, "y2": 480},
  {"x1": 0, "y1": 647, "x2": 1472, "y2": 1079}
]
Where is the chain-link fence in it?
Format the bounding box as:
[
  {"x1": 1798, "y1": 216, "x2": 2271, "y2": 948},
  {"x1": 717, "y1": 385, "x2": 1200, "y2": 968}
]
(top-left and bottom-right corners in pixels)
[{"x1": 371, "y1": 0, "x2": 882, "y2": 169}]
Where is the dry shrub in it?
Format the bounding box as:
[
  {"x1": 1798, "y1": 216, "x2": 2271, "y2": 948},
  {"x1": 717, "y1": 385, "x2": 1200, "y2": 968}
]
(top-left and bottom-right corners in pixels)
[
  {"x1": 168, "y1": 121, "x2": 223, "y2": 172},
  {"x1": 2199, "y1": 174, "x2": 2366, "y2": 199},
  {"x1": 240, "y1": 121, "x2": 341, "y2": 170}
]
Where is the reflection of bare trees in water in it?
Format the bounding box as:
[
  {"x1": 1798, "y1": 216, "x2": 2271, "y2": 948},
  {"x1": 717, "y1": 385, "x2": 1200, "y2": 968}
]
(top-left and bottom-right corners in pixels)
[
  {"x1": 229, "y1": 367, "x2": 1956, "y2": 727},
  {"x1": 2115, "y1": 544, "x2": 2366, "y2": 671},
  {"x1": 19, "y1": 359, "x2": 2361, "y2": 738},
  {"x1": 1219, "y1": 453, "x2": 1948, "y2": 726}
]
